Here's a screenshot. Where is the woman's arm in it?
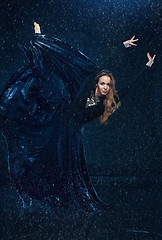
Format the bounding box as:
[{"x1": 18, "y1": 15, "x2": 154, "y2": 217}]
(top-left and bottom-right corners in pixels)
[
  {"x1": 31, "y1": 22, "x2": 97, "y2": 101},
  {"x1": 34, "y1": 22, "x2": 139, "y2": 48}
]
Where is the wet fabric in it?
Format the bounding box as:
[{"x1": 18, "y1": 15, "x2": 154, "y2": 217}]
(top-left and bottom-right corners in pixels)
[{"x1": 0, "y1": 34, "x2": 107, "y2": 211}]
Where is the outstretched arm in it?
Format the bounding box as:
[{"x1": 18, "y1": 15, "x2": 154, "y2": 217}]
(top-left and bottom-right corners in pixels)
[
  {"x1": 118, "y1": 53, "x2": 156, "y2": 99},
  {"x1": 34, "y1": 22, "x2": 139, "y2": 50}
]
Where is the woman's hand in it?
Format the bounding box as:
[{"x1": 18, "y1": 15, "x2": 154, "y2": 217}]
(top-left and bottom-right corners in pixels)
[
  {"x1": 34, "y1": 22, "x2": 41, "y2": 34},
  {"x1": 146, "y1": 52, "x2": 156, "y2": 67},
  {"x1": 123, "y1": 36, "x2": 139, "y2": 48}
]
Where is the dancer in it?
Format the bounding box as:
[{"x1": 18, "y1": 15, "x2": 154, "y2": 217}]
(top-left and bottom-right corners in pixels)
[{"x1": 0, "y1": 23, "x2": 155, "y2": 212}]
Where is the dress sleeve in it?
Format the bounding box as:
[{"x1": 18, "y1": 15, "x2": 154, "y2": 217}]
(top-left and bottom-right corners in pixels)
[
  {"x1": 118, "y1": 66, "x2": 150, "y2": 99},
  {"x1": 0, "y1": 33, "x2": 98, "y2": 123},
  {"x1": 28, "y1": 33, "x2": 97, "y2": 101}
]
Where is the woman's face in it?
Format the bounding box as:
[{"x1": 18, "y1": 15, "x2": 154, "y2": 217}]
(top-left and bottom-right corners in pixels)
[{"x1": 95, "y1": 75, "x2": 111, "y2": 97}]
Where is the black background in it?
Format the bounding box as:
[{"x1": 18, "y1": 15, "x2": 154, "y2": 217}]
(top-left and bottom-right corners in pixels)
[
  {"x1": 0, "y1": 0, "x2": 161, "y2": 179},
  {"x1": 0, "y1": 1, "x2": 161, "y2": 239}
]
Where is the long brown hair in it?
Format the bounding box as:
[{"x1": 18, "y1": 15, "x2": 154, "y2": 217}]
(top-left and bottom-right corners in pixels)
[{"x1": 94, "y1": 69, "x2": 120, "y2": 124}]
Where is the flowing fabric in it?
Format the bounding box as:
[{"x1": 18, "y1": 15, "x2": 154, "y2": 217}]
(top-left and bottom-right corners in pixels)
[{"x1": 0, "y1": 34, "x2": 107, "y2": 211}]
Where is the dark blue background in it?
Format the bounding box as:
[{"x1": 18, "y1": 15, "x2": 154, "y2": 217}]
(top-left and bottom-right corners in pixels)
[
  {"x1": 0, "y1": 1, "x2": 161, "y2": 239},
  {"x1": 0, "y1": 0, "x2": 161, "y2": 178}
]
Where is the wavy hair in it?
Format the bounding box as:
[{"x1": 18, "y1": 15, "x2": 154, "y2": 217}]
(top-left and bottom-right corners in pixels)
[{"x1": 94, "y1": 69, "x2": 120, "y2": 124}]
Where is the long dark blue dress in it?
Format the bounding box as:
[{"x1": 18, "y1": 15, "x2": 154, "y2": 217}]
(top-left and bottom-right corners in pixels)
[{"x1": 0, "y1": 34, "x2": 107, "y2": 212}]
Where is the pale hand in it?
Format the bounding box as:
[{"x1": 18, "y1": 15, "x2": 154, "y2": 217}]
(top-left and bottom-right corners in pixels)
[
  {"x1": 34, "y1": 22, "x2": 41, "y2": 34},
  {"x1": 123, "y1": 36, "x2": 139, "y2": 48},
  {"x1": 146, "y1": 53, "x2": 156, "y2": 67}
]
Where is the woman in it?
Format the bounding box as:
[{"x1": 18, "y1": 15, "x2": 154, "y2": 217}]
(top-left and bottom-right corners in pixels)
[{"x1": 0, "y1": 23, "x2": 155, "y2": 212}]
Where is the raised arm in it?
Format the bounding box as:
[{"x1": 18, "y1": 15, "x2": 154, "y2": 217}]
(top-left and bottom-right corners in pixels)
[{"x1": 31, "y1": 22, "x2": 97, "y2": 101}]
